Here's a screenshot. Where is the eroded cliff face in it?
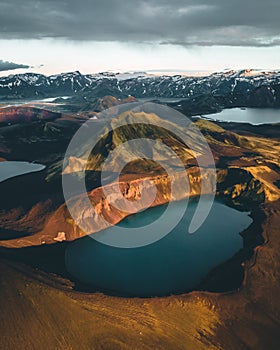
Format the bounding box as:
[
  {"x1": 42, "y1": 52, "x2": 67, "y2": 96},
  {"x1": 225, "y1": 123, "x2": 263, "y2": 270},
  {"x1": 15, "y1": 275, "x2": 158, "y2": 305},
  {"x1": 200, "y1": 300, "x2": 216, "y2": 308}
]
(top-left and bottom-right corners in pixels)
[
  {"x1": 63, "y1": 167, "x2": 278, "y2": 243},
  {"x1": 0, "y1": 167, "x2": 211, "y2": 247},
  {"x1": 63, "y1": 167, "x2": 215, "y2": 241},
  {"x1": 1, "y1": 163, "x2": 278, "y2": 248}
]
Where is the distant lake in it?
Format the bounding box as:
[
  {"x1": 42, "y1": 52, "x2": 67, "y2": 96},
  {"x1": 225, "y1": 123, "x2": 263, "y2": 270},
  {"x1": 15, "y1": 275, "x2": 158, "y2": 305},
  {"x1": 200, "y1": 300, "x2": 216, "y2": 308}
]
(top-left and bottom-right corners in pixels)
[
  {"x1": 203, "y1": 108, "x2": 280, "y2": 125},
  {"x1": 0, "y1": 161, "x2": 45, "y2": 182},
  {"x1": 0, "y1": 96, "x2": 70, "y2": 108},
  {"x1": 139, "y1": 97, "x2": 184, "y2": 103},
  {"x1": 65, "y1": 197, "x2": 252, "y2": 297}
]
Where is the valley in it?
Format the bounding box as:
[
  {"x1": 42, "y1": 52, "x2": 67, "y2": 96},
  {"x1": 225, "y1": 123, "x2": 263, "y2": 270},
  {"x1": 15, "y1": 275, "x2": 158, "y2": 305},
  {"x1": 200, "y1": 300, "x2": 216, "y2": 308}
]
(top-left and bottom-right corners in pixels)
[{"x1": 0, "y1": 88, "x2": 279, "y2": 349}]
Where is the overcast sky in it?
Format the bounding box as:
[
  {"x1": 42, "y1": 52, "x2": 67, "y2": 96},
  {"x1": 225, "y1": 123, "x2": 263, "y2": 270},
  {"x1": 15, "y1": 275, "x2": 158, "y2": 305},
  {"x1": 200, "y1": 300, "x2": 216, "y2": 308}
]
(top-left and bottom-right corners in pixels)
[{"x1": 0, "y1": 0, "x2": 279, "y2": 75}]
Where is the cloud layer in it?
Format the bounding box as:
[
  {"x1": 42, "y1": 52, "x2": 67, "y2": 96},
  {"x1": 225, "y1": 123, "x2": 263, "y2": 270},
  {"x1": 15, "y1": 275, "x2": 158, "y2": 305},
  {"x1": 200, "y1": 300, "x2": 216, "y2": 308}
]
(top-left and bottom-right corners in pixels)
[
  {"x1": 0, "y1": 0, "x2": 279, "y2": 47},
  {"x1": 0, "y1": 60, "x2": 30, "y2": 72}
]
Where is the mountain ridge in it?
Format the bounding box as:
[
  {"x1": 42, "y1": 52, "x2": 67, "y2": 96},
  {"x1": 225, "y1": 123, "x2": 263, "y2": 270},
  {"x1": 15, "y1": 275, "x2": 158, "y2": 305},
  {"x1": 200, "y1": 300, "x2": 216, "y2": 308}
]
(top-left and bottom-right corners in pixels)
[{"x1": 1, "y1": 70, "x2": 280, "y2": 106}]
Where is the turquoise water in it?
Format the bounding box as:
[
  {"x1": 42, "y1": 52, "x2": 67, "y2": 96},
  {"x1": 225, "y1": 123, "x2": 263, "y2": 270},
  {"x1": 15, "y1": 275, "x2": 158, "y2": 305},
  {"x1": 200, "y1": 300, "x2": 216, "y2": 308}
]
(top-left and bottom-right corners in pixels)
[
  {"x1": 203, "y1": 108, "x2": 280, "y2": 125},
  {"x1": 65, "y1": 198, "x2": 252, "y2": 297}
]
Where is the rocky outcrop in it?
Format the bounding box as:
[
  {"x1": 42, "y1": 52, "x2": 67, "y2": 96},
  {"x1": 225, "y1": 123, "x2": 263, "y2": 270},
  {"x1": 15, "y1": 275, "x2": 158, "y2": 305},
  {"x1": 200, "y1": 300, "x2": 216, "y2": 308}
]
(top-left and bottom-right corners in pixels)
[{"x1": 216, "y1": 167, "x2": 277, "y2": 208}]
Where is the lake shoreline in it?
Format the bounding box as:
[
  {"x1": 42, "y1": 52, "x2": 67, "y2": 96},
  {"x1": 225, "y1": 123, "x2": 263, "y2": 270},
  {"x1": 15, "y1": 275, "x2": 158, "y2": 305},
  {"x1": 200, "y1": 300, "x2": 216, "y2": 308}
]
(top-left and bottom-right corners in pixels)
[
  {"x1": 0, "y1": 193, "x2": 265, "y2": 298},
  {"x1": 199, "y1": 107, "x2": 280, "y2": 125}
]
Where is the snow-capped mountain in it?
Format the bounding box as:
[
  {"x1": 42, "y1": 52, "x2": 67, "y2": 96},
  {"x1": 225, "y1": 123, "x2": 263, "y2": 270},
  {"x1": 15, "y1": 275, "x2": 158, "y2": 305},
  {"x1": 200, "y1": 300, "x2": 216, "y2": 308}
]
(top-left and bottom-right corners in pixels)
[{"x1": 0, "y1": 69, "x2": 280, "y2": 107}]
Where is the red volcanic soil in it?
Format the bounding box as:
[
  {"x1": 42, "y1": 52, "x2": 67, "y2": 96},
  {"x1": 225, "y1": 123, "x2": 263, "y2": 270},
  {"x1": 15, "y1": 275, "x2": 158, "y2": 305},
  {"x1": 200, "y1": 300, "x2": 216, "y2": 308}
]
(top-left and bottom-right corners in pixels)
[{"x1": 0, "y1": 106, "x2": 63, "y2": 124}]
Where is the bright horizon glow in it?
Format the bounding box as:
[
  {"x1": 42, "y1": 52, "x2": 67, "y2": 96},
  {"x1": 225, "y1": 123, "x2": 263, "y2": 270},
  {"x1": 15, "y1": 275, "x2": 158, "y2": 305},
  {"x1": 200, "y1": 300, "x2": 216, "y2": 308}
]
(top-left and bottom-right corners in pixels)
[{"x1": 0, "y1": 39, "x2": 279, "y2": 77}]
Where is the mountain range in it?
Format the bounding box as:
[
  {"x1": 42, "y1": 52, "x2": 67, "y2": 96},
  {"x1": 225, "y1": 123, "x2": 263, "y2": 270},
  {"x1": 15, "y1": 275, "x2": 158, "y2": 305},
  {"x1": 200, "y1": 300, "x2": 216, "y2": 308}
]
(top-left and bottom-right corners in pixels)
[{"x1": 0, "y1": 70, "x2": 280, "y2": 108}]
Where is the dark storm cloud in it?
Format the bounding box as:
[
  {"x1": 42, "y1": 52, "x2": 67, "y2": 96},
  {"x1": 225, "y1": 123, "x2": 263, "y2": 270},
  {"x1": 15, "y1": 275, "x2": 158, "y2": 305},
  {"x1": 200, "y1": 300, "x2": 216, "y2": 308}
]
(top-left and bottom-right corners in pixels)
[
  {"x1": 0, "y1": 60, "x2": 30, "y2": 71},
  {"x1": 0, "y1": 0, "x2": 279, "y2": 47}
]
